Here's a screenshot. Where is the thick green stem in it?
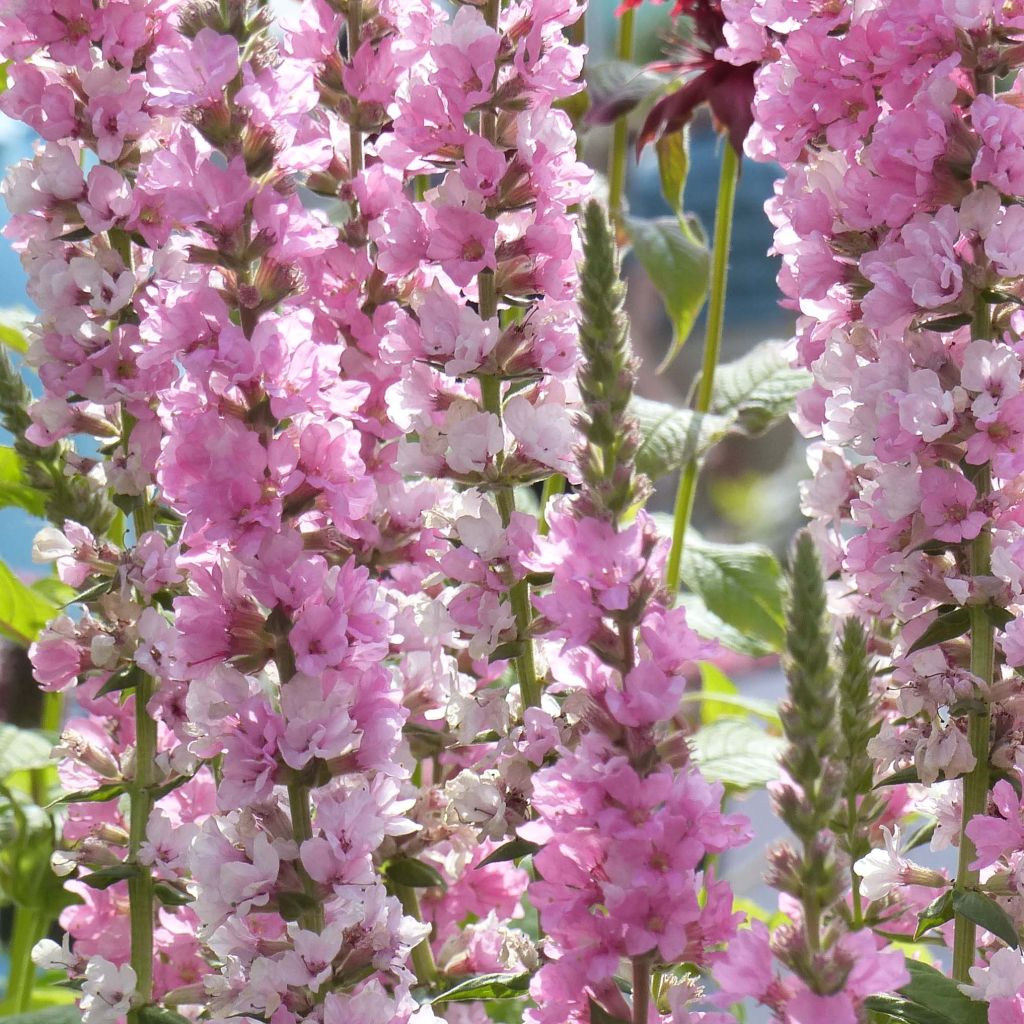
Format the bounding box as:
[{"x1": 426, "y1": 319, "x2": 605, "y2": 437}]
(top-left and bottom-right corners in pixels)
[
  {"x1": 607, "y1": 9, "x2": 636, "y2": 225},
  {"x1": 665, "y1": 142, "x2": 740, "y2": 592},
  {"x1": 395, "y1": 884, "x2": 437, "y2": 986},
  {"x1": 1, "y1": 906, "x2": 45, "y2": 1012},
  {"x1": 287, "y1": 781, "x2": 326, "y2": 934},
  {"x1": 538, "y1": 472, "x2": 565, "y2": 534}
]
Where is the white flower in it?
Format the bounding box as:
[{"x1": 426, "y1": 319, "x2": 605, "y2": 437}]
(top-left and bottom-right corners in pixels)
[
  {"x1": 853, "y1": 826, "x2": 907, "y2": 901},
  {"x1": 32, "y1": 526, "x2": 74, "y2": 564},
  {"x1": 960, "y1": 947, "x2": 1024, "y2": 1002},
  {"x1": 81, "y1": 957, "x2": 136, "y2": 1024}
]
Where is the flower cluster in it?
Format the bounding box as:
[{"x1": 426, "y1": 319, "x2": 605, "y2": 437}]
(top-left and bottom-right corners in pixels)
[{"x1": 721, "y1": 0, "x2": 1024, "y2": 1014}]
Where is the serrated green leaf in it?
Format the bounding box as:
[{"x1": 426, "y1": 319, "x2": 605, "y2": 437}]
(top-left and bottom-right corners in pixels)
[
  {"x1": 655, "y1": 130, "x2": 688, "y2": 215},
  {"x1": 0, "y1": 559, "x2": 59, "y2": 646},
  {"x1": 433, "y1": 973, "x2": 531, "y2": 1004},
  {"x1": 476, "y1": 839, "x2": 540, "y2": 868},
  {"x1": 709, "y1": 340, "x2": 810, "y2": 436},
  {"x1": 680, "y1": 534, "x2": 786, "y2": 651},
  {"x1": 624, "y1": 216, "x2": 709, "y2": 371},
  {"x1": 908, "y1": 607, "x2": 972, "y2": 654},
  {"x1": 0, "y1": 307, "x2": 31, "y2": 353},
  {"x1": 952, "y1": 888, "x2": 1020, "y2": 948},
  {"x1": 0, "y1": 724, "x2": 54, "y2": 777},
  {"x1": 630, "y1": 397, "x2": 732, "y2": 482},
  {"x1": 384, "y1": 856, "x2": 445, "y2": 889},
  {"x1": 690, "y1": 717, "x2": 784, "y2": 788},
  {"x1": 0, "y1": 446, "x2": 46, "y2": 516}
]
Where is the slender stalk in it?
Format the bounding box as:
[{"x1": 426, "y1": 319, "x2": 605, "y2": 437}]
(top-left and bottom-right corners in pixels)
[
  {"x1": 665, "y1": 142, "x2": 740, "y2": 592},
  {"x1": 607, "y1": 8, "x2": 636, "y2": 225},
  {"x1": 1, "y1": 906, "x2": 45, "y2": 1012},
  {"x1": 538, "y1": 472, "x2": 565, "y2": 534},
  {"x1": 287, "y1": 781, "x2": 325, "y2": 933},
  {"x1": 347, "y1": 0, "x2": 363, "y2": 178},
  {"x1": 127, "y1": 492, "x2": 156, "y2": 1023},
  {"x1": 395, "y1": 884, "x2": 437, "y2": 986},
  {"x1": 632, "y1": 955, "x2": 651, "y2": 1024},
  {"x1": 476, "y1": 0, "x2": 540, "y2": 709}
]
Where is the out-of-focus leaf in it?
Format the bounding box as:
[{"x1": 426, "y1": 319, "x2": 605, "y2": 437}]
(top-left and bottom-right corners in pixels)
[
  {"x1": 630, "y1": 397, "x2": 732, "y2": 482},
  {"x1": 0, "y1": 725, "x2": 54, "y2": 778},
  {"x1": 0, "y1": 307, "x2": 31, "y2": 353},
  {"x1": 433, "y1": 973, "x2": 531, "y2": 1004},
  {"x1": 709, "y1": 340, "x2": 810, "y2": 436},
  {"x1": 584, "y1": 61, "x2": 668, "y2": 124},
  {"x1": 678, "y1": 594, "x2": 777, "y2": 659},
  {"x1": 655, "y1": 129, "x2": 689, "y2": 215},
  {"x1": 0, "y1": 560, "x2": 58, "y2": 646},
  {"x1": 687, "y1": 664, "x2": 781, "y2": 727},
  {"x1": 0, "y1": 447, "x2": 46, "y2": 516},
  {"x1": 624, "y1": 216, "x2": 709, "y2": 371},
  {"x1": 690, "y1": 718, "x2": 784, "y2": 788},
  {"x1": 383, "y1": 856, "x2": 445, "y2": 889}
]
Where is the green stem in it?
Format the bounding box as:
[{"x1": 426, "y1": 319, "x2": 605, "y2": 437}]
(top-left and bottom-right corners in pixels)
[
  {"x1": 607, "y1": 8, "x2": 636, "y2": 225},
  {"x1": 287, "y1": 781, "x2": 326, "y2": 934},
  {"x1": 127, "y1": 671, "x2": 155, "y2": 1023},
  {"x1": 395, "y1": 884, "x2": 437, "y2": 986},
  {"x1": 347, "y1": 0, "x2": 364, "y2": 178},
  {"x1": 665, "y1": 142, "x2": 740, "y2": 592},
  {"x1": 538, "y1": 472, "x2": 565, "y2": 535},
  {"x1": 1, "y1": 906, "x2": 45, "y2": 1012}
]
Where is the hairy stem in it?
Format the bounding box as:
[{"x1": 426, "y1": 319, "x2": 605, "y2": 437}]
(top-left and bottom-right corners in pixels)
[{"x1": 665, "y1": 141, "x2": 740, "y2": 592}]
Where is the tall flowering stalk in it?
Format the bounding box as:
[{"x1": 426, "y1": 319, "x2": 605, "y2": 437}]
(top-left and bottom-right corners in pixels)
[
  {"x1": 723, "y1": 0, "x2": 1024, "y2": 1005},
  {"x1": 523, "y1": 201, "x2": 750, "y2": 1024}
]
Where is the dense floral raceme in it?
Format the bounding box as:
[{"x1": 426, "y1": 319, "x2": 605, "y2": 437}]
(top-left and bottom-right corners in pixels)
[
  {"x1": 0, "y1": 0, "x2": 613, "y2": 1021},
  {"x1": 716, "y1": 0, "x2": 1024, "y2": 1019}
]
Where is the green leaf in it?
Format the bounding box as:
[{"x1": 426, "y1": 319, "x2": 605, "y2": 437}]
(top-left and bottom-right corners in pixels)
[
  {"x1": 684, "y1": 666, "x2": 781, "y2": 727},
  {"x1": 903, "y1": 819, "x2": 937, "y2": 852},
  {"x1": 31, "y1": 578, "x2": 76, "y2": 606},
  {"x1": 154, "y1": 880, "x2": 193, "y2": 907},
  {"x1": 432, "y1": 973, "x2": 531, "y2": 1004},
  {"x1": 80, "y1": 863, "x2": 138, "y2": 890},
  {"x1": 914, "y1": 889, "x2": 954, "y2": 941},
  {"x1": 53, "y1": 781, "x2": 128, "y2": 806},
  {"x1": 587, "y1": 999, "x2": 631, "y2": 1024},
  {"x1": 384, "y1": 856, "x2": 445, "y2": 889},
  {"x1": 915, "y1": 312, "x2": 974, "y2": 333},
  {"x1": 0, "y1": 307, "x2": 31, "y2": 353},
  {"x1": 874, "y1": 765, "x2": 922, "y2": 788},
  {"x1": 97, "y1": 663, "x2": 144, "y2": 696},
  {"x1": 630, "y1": 397, "x2": 732, "y2": 482},
  {"x1": 952, "y1": 888, "x2": 1020, "y2": 948},
  {"x1": 0, "y1": 725, "x2": 54, "y2": 778},
  {"x1": 877, "y1": 960, "x2": 988, "y2": 1024},
  {"x1": 0, "y1": 559, "x2": 60, "y2": 646},
  {"x1": 137, "y1": 1006, "x2": 192, "y2": 1024},
  {"x1": 0, "y1": 447, "x2": 46, "y2": 516},
  {"x1": 0, "y1": 1008, "x2": 81, "y2": 1024},
  {"x1": 476, "y1": 839, "x2": 541, "y2": 868},
  {"x1": 863, "y1": 994, "x2": 957, "y2": 1024},
  {"x1": 908, "y1": 607, "x2": 972, "y2": 654},
  {"x1": 709, "y1": 340, "x2": 811, "y2": 436},
  {"x1": 690, "y1": 717, "x2": 784, "y2": 788},
  {"x1": 624, "y1": 216, "x2": 710, "y2": 371},
  {"x1": 680, "y1": 534, "x2": 786, "y2": 651},
  {"x1": 677, "y1": 594, "x2": 777, "y2": 658},
  {"x1": 655, "y1": 130, "x2": 688, "y2": 215}
]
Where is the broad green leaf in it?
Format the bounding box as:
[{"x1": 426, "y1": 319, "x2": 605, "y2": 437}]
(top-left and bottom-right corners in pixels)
[
  {"x1": 383, "y1": 856, "x2": 445, "y2": 889},
  {"x1": 0, "y1": 1008, "x2": 81, "y2": 1024},
  {"x1": 0, "y1": 724, "x2": 54, "y2": 778},
  {"x1": 678, "y1": 594, "x2": 777, "y2": 659},
  {"x1": 630, "y1": 397, "x2": 732, "y2": 482},
  {"x1": 0, "y1": 559, "x2": 59, "y2": 646},
  {"x1": 433, "y1": 973, "x2": 531, "y2": 1004},
  {"x1": 655, "y1": 129, "x2": 688, "y2": 215},
  {"x1": 878, "y1": 960, "x2": 988, "y2": 1024},
  {"x1": 709, "y1": 340, "x2": 811, "y2": 436},
  {"x1": 952, "y1": 888, "x2": 1020, "y2": 948},
  {"x1": 686, "y1": 665, "x2": 781, "y2": 727},
  {"x1": 680, "y1": 534, "x2": 786, "y2": 651},
  {"x1": 863, "y1": 994, "x2": 958, "y2": 1024},
  {"x1": 0, "y1": 447, "x2": 46, "y2": 516},
  {"x1": 584, "y1": 61, "x2": 668, "y2": 124},
  {"x1": 624, "y1": 216, "x2": 709, "y2": 371},
  {"x1": 0, "y1": 307, "x2": 31, "y2": 353},
  {"x1": 690, "y1": 717, "x2": 784, "y2": 788}
]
